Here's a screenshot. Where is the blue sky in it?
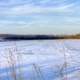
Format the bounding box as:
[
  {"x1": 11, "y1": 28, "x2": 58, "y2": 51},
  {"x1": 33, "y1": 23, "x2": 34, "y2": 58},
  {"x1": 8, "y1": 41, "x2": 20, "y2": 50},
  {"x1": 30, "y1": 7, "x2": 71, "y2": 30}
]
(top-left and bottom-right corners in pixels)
[{"x1": 0, "y1": 0, "x2": 80, "y2": 35}]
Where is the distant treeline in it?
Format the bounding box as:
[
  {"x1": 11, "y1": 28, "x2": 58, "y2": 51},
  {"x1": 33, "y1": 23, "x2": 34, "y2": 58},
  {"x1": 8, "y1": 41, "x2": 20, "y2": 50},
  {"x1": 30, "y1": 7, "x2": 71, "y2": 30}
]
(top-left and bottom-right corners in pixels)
[
  {"x1": 3, "y1": 34, "x2": 64, "y2": 40},
  {"x1": 62, "y1": 34, "x2": 80, "y2": 39},
  {"x1": 0, "y1": 34, "x2": 80, "y2": 41}
]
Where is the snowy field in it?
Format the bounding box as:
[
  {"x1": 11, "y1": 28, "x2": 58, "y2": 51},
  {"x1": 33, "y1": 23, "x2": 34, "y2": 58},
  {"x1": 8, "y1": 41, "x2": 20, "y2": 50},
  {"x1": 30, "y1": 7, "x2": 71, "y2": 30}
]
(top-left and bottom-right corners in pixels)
[{"x1": 0, "y1": 40, "x2": 80, "y2": 80}]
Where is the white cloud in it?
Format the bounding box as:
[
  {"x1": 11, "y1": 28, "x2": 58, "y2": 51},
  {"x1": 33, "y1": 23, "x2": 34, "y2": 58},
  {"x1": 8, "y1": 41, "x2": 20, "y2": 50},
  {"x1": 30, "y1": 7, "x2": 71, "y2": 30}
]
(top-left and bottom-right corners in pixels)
[
  {"x1": 65, "y1": 16, "x2": 80, "y2": 24},
  {"x1": 0, "y1": 2, "x2": 75, "y2": 16},
  {"x1": 0, "y1": 0, "x2": 77, "y2": 16},
  {"x1": 0, "y1": 20, "x2": 26, "y2": 25}
]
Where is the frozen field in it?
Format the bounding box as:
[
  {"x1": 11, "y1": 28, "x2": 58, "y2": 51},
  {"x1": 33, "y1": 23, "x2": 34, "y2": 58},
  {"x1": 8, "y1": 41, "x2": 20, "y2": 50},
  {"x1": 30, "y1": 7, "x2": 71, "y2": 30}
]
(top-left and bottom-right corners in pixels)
[{"x1": 0, "y1": 40, "x2": 80, "y2": 80}]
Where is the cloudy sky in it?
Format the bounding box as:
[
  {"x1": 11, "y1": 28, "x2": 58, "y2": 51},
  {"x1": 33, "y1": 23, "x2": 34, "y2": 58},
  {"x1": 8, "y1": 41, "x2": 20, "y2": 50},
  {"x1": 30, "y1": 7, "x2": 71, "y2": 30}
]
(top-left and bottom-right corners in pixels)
[{"x1": 0, "y1": 0, "x2": 80, "y2": 35}]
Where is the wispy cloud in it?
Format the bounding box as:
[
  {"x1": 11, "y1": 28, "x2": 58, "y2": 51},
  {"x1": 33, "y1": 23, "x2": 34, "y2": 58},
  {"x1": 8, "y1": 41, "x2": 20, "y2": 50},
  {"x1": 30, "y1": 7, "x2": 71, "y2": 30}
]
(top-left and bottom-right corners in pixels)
[
  {"x1": 0, "y1": 0, "x2": 77, "y2": 15},
  {"x1": 0, "y1": 0, "x2": 79, "y2": 34}
]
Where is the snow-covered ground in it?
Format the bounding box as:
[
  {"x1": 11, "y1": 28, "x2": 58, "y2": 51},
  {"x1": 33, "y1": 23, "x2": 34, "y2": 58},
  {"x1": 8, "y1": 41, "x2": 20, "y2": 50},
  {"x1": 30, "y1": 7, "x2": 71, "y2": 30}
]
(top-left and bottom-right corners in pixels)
[{"x1": 0, "y1": 40, "x2": 80, "y2": 80}]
